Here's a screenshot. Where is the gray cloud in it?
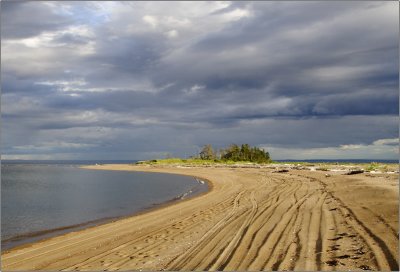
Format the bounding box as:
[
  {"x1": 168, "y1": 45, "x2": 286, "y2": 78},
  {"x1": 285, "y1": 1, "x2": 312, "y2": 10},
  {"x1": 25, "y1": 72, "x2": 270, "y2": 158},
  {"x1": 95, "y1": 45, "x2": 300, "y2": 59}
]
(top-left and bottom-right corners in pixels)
[
  {"x1": 1, "y1": 1, "x2": 398, "y2": 160},
  {"x1": 1, "y1": 2, "x2": 74, "y2": 39}
]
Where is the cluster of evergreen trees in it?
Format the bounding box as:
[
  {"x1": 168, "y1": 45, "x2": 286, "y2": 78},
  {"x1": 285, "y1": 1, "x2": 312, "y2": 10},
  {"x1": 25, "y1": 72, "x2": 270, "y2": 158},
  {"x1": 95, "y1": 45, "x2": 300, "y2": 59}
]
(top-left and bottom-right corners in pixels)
[{"x1": 199, "y1": 144, "x2": 271, "y2": 163}]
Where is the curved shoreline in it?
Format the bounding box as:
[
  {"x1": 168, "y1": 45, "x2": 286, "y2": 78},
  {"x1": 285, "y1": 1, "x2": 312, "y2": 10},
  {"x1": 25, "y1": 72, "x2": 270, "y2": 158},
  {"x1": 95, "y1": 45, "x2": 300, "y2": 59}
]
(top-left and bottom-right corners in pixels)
[
  {"x1": 2, "y1": 166, "x2": 211, "y2": 252},
  {"x1": 2, "y1": 164, "x2": 398, "y2": 271}
]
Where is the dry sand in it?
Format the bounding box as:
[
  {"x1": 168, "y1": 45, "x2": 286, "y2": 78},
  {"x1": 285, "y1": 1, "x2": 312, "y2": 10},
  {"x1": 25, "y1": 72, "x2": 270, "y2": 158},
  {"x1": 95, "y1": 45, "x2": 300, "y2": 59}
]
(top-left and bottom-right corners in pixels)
[{"x1": 1, "y1": 164, "x2": 398, "y2": 271}]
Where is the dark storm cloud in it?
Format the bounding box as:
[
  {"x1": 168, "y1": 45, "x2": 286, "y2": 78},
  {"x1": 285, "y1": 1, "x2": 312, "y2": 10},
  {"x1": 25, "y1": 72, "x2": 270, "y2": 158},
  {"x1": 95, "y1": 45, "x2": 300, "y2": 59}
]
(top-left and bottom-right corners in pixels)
[
  {"x1": 1, "y1": 1, "x2": 398, "y2": 160},
  {"x1": 88, "y1": 33, "x2": 165, "y2": 75},
  {"x1": 52, "y1": 32, "x2": 91, "y2": 45},
  {"x1": 1, "y1": 1, "x2": 73, "y2": 39}
]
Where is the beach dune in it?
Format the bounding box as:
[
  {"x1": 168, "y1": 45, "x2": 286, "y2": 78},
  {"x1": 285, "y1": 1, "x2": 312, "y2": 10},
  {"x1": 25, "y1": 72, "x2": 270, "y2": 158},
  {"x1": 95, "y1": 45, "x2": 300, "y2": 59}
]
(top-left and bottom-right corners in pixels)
[{"x1": 1, "y1": 164, "x2": 398, "y2": 271}]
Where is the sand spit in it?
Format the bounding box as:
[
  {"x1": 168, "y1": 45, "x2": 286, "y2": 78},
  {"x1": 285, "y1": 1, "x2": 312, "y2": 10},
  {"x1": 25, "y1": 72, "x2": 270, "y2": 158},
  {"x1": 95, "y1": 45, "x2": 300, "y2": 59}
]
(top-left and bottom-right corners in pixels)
[{"x1": 1, "y1": 164, "x2": 398, "y2": 271}]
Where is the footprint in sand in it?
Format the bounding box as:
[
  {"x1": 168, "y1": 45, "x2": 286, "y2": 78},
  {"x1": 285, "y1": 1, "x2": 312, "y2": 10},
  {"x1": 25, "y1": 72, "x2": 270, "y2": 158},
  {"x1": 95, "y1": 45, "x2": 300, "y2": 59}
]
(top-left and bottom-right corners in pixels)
[
  {"x1": 328, "y1": 236, "x2": 343, "y2": 241},
  {"x1": 336, "y1": 254, "x2": 350, "y2": 259},
  {"x1": 325, "y1": 260, "x2": 338, "y2": 266},
  {"x1": 329, "y1": 245, "x2": 340, "y2": 251}
]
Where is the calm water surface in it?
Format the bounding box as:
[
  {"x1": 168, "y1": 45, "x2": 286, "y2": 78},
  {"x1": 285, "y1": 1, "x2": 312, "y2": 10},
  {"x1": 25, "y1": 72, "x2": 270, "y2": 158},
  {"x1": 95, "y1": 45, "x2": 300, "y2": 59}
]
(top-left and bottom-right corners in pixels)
[{"x1": 1, "y1": 164, "x2": 207, "y2": 249}]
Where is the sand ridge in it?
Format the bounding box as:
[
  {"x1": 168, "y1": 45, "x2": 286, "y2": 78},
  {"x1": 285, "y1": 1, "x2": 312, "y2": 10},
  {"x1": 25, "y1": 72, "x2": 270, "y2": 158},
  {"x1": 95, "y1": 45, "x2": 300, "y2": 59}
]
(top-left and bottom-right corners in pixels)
[{"x1": 1, "y1": 164, "x2": 398, "y2": 271}]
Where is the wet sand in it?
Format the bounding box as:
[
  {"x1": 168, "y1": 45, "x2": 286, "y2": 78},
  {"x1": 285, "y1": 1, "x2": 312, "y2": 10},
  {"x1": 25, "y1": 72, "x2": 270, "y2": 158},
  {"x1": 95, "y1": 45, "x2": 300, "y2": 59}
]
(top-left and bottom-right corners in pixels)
[{"x1": 1, "y1": 164, "x2": 398, "y2": 271}]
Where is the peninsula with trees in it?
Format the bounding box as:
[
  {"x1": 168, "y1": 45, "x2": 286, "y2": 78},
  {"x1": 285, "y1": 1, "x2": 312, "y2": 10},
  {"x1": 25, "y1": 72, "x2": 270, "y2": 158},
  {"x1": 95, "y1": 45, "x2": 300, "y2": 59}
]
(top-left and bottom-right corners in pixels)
[{"x1": 138, "y1": 144, "x2": 271, "y2": 165}]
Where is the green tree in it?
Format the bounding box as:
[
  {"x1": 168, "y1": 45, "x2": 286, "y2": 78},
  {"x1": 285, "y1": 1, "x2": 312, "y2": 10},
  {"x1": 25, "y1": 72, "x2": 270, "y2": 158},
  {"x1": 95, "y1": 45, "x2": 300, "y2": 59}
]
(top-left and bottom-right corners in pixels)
[
  {"x1": 223, "y1": 144, "x2": 240, "y2": 161},
  {"x1": 199, "y1": 144, "x2": 215, "y2": 160},
  {"x1": 221, "y1": 143, "x2": 271, "y2": 163},
  {"x1": 241, "y1": 144, "x2": 251, "y2": 161}
]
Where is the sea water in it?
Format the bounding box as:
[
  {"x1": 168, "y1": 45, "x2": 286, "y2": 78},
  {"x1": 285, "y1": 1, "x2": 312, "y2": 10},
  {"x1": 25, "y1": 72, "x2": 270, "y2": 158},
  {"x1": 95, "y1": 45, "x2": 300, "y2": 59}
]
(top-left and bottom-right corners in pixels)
[{"x1": 1, "y1": 163, "x2": 208, "y2": 249}]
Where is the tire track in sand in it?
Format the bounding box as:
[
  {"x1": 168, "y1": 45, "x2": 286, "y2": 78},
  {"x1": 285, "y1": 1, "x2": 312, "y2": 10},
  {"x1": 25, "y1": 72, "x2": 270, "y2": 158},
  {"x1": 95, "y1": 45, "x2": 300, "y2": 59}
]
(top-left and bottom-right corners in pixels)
[
  {"x1": 165, "y1": 190, "x2": 245, "y2": 270},
  {"x1": 335, "y1": 198, "x2": 398, "y2": 271},
  {"x1": 209, "y1": 191, "x2": 258, "y2": 271}
]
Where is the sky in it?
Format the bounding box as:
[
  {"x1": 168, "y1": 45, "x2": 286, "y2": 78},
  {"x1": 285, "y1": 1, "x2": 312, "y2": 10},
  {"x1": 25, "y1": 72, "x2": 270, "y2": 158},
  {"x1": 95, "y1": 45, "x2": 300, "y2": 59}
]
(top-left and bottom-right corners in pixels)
[{"x1": 1, "y1": 1, "x2": 399, "y2": 160}]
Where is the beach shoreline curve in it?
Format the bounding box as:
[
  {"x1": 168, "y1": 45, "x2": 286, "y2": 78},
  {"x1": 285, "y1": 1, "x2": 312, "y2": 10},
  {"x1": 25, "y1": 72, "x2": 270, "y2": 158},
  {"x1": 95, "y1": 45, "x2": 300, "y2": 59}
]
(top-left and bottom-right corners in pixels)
[{"x1": 2, "y1": 164, "x2": 398, "y2": 271}]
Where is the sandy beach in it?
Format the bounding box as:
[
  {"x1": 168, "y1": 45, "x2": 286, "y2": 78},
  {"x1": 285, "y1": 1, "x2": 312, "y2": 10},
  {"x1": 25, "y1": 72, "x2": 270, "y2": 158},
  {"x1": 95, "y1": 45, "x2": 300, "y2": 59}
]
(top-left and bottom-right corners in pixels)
[{"x1": 1, "y1": 164, "x2": 398, "y2": 271}]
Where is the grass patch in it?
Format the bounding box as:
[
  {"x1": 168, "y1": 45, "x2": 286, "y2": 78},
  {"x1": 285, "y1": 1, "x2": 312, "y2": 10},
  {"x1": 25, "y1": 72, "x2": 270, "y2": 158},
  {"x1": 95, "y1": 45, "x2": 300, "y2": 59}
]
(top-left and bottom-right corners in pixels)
[
  {"x1": 366, "y1": 163, "x2": 379, "y2": 172},
  {"x1": 137, "y1": 158, "x2": 271, "y2": 166}
]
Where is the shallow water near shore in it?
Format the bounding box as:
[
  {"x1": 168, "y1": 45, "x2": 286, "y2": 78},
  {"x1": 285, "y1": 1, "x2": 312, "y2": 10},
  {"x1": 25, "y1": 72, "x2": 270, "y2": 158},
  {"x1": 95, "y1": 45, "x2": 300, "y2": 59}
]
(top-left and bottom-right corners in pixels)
[{"x1": 1, "y1": 163, "x2": 208, "y2": 250}]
